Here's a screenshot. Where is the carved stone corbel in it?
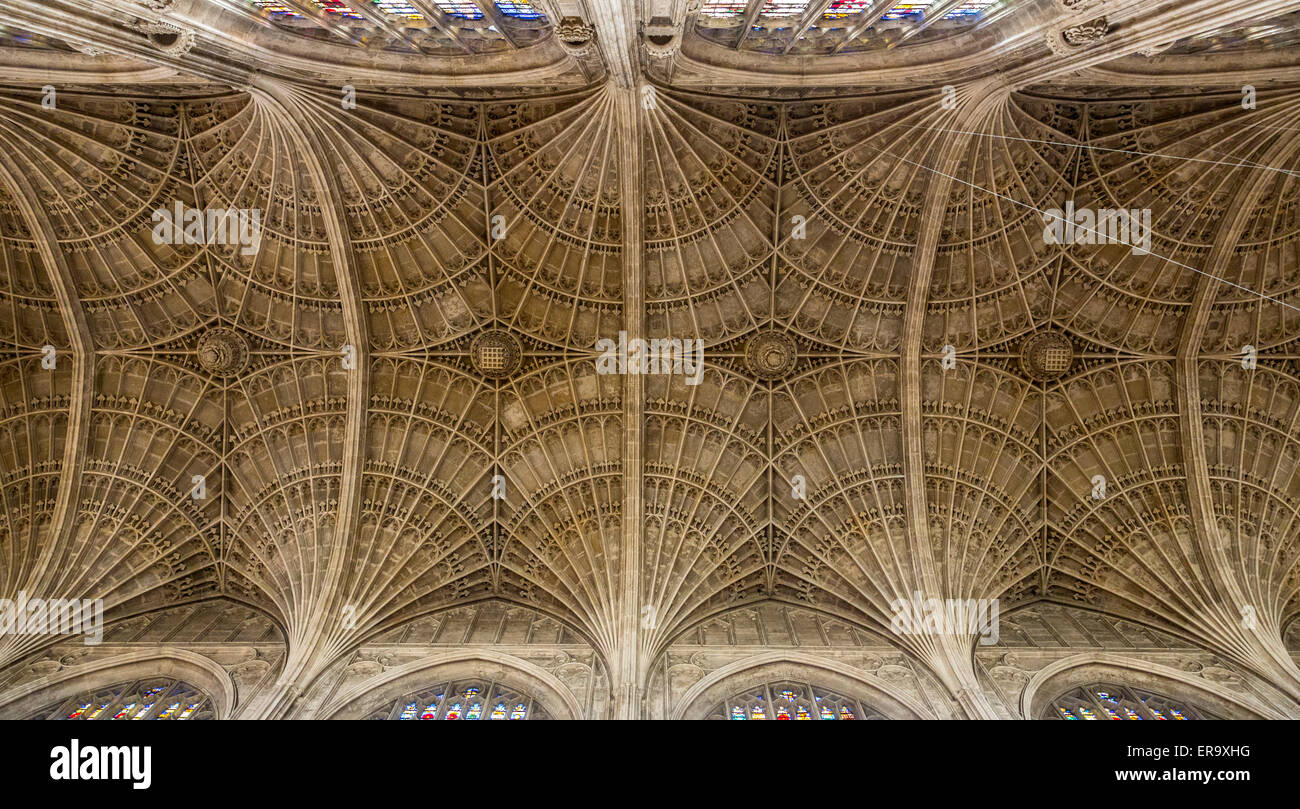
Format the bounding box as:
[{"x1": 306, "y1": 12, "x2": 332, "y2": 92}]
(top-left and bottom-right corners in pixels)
[
  {"x1": 128, "y1": 19, "x2": 197, "y2": 57},
  {"x1": 643, "y1": 17, "x2": 682, "y2": 60}
]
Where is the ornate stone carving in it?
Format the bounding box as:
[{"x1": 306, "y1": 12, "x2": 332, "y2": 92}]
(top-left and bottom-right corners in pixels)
[
  {"x1": 745, "y1": 331, "x2": 797, "y2": 380},
  {"x1": 1063, "y1": 18, "x2": 1109, "y2": 46},
  {"x1": 1200, "y1": 665, "x2": 1245, "y2": 686},
  {"x1": 1055, "y1": 0, "x2": 1106, "y2": 14},
  {"x1": 344, "y1": 659, "x2": 383, "y2": 679},
  {"x1": 643, "y1": 19, "x2": 682, "y2": 60},
  {"x1": 131, "y1": 20, "x2": 197, "y2": 56},
  {"x1": 1046, "y1": 17, "x2": 1108, "y2": 55},
  {"x1": 556, "y1": 17, "x2": 596, "y2": 58},
  {"x1": 1019, "y1": 332, "x2": 1074, "y2": 381},
  {"x1": 471, "y1": 329, "x2": 523, "y2": 379},
  {"x1": 197, "y1": 328, "x2": 251, "y2": 376}
]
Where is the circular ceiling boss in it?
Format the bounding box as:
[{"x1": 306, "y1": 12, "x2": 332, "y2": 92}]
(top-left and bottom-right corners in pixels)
[
  {"x1": 745, "y1": 331, "x2": 798, "y2": 381},
  {"x1": 1019, "y1": 332, "x2": 1075, "y2": 381},
  {"x1": 196, "y1": 328, "x2": 250, "y2": 376},
  {"x1": 471, "y1": 329, "x2": 524, "y2": 379}
]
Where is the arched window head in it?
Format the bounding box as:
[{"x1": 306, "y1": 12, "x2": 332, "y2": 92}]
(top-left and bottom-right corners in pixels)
[
  {"x1": 1045, "y1": 683, "x2": 1218, "y2": 720},
  {"x1": 366, "y1": 679, "x2": 550, "y2": 720},
  {"x1": 28, "y1": 678, "x2": 213, "y2": 721},
  {"x1": 710, "y1": 680, "x2": 886, "y2": 720}
]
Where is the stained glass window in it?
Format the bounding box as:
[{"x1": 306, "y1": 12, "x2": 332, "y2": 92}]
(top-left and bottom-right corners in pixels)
[
  {"x1": 876, "y1": 0, "x2": 997, "y2": 20},
  {"x1": 155, "y1": 702, "x2": 184, "y2": 720},
  {"x1": 372, "y1": 0, "x2": 423, "y2": 19},
  {"x1": 494, "y1": 1, "x2": 543, "y2": 20},
  {"x1": 313, "y1": 0, "x2": 365, "y2": 20},
  {"x1": 365, "y1": 679, "x2": 550, "y2": 720},
  {"x1": 435, "y1": 1, "x2": 483, "y2": 18},
  {"x1": 942, "y1": 0, "x2": 997, "y2": 19},
  {"x1": 822, "y1": 0, "x2": 873, "y2": 19},
  {"x1": 710, "y1": 681, "x2": 888, "y2": 720},
  {"x1": 882, "y1": 1, "x2": 930, "y2": 20},
  {"x1": 760, "y1": 1, "x2": 809, "y2": 17},
  {"x1": 129, "y1": 686, "x2": 167, "y2": 719},
  {"x1": 1045, "y1": 683, "x2": 1217, "y2": 720},
  {"x1": 27, "y1": 679, "x2": 214, "y2": 721},
  {"x1": 249, "y1": 0, "x2": 301, "y2": 18},
  {"x1": 700, "y1": 2, "x2": 748, "y2": 17}
]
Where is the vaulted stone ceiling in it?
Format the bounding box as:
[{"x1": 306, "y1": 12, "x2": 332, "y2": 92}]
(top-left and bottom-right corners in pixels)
[{"x1": 1, "y1": 0, "x2": 1299, "y2": 719}]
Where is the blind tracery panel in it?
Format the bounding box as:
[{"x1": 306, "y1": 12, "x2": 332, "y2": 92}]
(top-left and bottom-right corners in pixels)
[
  {"x1": 1045, "y1": 683, "x2": 1218, "y2": 720},
  {"x1": 28, "y1": 679, "x2": 214, "y2": 721},
  {"x1": 366, "y1": 679, "x2": 550, "y2": 720},
  {"x1": 710, "y1": 681, "x2": 886, "y2": 720}
]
